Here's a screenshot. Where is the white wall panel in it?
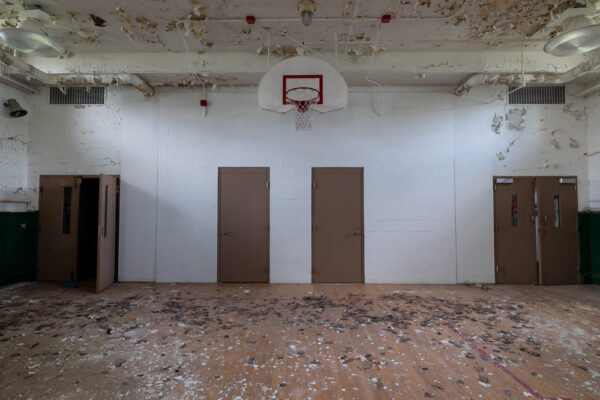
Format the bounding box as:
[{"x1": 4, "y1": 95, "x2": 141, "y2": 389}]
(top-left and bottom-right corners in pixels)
[{"x1": 20, "y1": 86, "x2": 594, "y2": 283}]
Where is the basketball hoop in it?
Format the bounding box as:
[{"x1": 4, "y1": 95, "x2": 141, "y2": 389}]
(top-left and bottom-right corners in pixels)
[{"x1": 286, "y1": 87, "x2": 320, "y2": 131}]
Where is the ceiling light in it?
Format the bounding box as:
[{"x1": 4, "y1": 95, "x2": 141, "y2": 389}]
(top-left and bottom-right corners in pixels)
[
  {"x1": 0, "y1": 19, "x2": 66, "y2": 58},
  {"x1": 298, "y1": 0, "x2": 316, "y2": 27},
  {"x1": 544, "y1": 17, "x2": 600, "y2": 57}
]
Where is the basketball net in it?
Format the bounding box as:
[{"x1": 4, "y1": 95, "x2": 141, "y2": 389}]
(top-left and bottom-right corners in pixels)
[{"x1": 286, "y1": 87, "x2": 320, "y2": 132}]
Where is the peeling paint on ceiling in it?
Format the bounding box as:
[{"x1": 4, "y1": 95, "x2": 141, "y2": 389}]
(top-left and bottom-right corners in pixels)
[{"x1": 0, "y1": 0, "x2": 589, "y2": 54}]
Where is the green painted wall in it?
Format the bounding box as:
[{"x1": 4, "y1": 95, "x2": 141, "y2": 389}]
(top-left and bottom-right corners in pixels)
[
  {"x1": 0, "y1": 212, "x2": 38, "y2": 287},
  {"x1": 579, "y1": 212, "x2": 600, "y2": 284}
]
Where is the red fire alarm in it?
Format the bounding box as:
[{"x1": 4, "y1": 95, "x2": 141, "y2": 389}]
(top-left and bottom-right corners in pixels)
[
  {"x1": 246, "y1": 15, "x2": 256, "y2": 24},
  {"x1": 381, "y1": 14, "x2": 391, "y2": 23},
  {"x1": 200, "y1": 99, "x2": 208, "y2": 107}
]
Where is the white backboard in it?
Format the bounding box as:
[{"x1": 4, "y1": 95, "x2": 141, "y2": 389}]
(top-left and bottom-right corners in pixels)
[{"x1": 258, "y1": 56, "x2": 348, "y2": 114}]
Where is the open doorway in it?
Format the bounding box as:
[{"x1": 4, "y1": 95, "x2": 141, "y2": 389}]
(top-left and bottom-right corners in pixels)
[
  {"x1": 77, "y1": 178, "x2": 99, "y2": 282},
  {"x1": 38, "y1": 175, "x2": 119, "y2": 292}
]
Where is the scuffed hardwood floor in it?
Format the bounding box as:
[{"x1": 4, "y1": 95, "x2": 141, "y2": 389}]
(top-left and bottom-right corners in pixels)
[{"x1": 0, "y1": 283, "x2": 598, "y2": 399}]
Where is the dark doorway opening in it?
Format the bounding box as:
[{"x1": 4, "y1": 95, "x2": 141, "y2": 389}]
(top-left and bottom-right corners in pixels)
[
  {"x1": 77, "y1": 178, "x2": 99, "y2": 282},
  {"x1": 38, "y1": 175, "x2": 120, "y2": 292}
]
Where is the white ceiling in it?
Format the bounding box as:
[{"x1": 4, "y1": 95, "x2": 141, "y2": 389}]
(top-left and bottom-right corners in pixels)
[
  {"x1": 1, "y1": 0, "x2": 600, "y2": 89},
  {"x1": 0, "y1": 0, "x2": 583, "y2": 53}
]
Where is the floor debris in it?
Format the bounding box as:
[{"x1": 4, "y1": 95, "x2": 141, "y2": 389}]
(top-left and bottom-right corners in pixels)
[{"x1": 0, "y1": 283, "x2": 598, "y2": 399}]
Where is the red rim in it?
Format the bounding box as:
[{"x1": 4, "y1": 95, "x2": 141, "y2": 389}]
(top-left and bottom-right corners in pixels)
[{"x1": 285, "y1": 87, "x2": 320, "y2": 112}]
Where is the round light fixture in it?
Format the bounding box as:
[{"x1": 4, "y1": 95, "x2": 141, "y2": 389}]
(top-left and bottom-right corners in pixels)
[
  {"x1": 0, "y1": 20, "x2": 66, "y2": 58},
  {"x1": 544, "y1": 24, "x2": 600, "y2": 57},
  {"x1": 298, "y1": 0, "x2": 316, "y2": 27}
]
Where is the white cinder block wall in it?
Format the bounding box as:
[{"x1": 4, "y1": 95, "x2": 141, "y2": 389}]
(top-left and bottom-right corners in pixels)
[
  {"x1": 14, "y1": 85, "x2": 594, "y2": 283},
  {"x1": 585, "y1": 93, "x2": 600, "y2": 210},
  {"x1": 27, "y1": 89, "x2": 122, "y2": 209},
  {"x1": 0, "y1": 86, "x2": 31, "y2": 212}
]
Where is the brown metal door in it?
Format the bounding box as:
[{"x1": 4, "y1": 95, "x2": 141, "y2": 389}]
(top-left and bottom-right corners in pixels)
[
  {"x1": 38, "y1": 176, "x2": 80, "y2": 281},
  {"x1": 312, "y1": 168, "x2": 364, "y2": 283},
  {"x1": 96, "y1": 174, "x2": 118, "y2": 292},
  {"x1": 493, "y1": 177, "x2": 537, "y2": 284},
  {"x1": 538, "y1": 177, "x2": 579, "y2": 285},
  {"x1": 218, "y1": 168, "x2": 270, "y2": 283}
]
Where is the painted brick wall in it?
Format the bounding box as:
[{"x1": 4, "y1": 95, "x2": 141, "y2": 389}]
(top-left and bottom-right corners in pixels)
[
  {"x1": 585, "y1": 93, "x2": 600, "y2": 210},
  {"x1": 154, "y1": 89, "x2": 457, "y2": 283},
  {"x1": 19, "y1": 85, "x2": 594, "y2": 283},
  {"x1": 27, "y1": 87, "x2": 122, "y2": 210},
  {"x1": 0, "y1": 87, "x2": 30, "y2": 212}
]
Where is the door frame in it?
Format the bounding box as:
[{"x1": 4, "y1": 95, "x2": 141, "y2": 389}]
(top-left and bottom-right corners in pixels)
[
  {"x1": 537, "y1": 176, "x2": 579, "y2": 285},
  {"x1": 217, "y1": 167, "x2": 270, "y2": 283},
  {"x1": 37, "y1": 174, "x2": 120, "y2": 284},
  {"x1": 493, "y1": 175, "x2": 579, "y2": 285},
  {"x1": 311, "y1": 167, "x2": 365, "y2": 283},
  {"x1": 492, "y1": 176, "x2": 537, "y2": 284}
]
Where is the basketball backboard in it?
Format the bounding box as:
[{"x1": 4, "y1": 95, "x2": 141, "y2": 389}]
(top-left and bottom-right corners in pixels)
[{"x1": 258, "y1": 56, "x2": 348, "y2": 114}]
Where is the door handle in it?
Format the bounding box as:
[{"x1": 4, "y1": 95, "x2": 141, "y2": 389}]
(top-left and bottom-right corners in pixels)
[
  {"x1": 352, "y1": 227, "x2": 363, "y2": 236},
  {"x1": 531, "y1": 213, "x2": 535, "y2": 224},
  {"x1": 221, "y1": 226, "x2": 230, "y2": 236}
]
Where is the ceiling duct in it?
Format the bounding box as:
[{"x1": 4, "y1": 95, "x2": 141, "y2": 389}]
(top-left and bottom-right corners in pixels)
[
  {"x1": 0, "y1": 8, "x2": 67, "y2": 58},
  {"x1": 0, "y1": 51, "x2": 155, "y2": 97},
  {"x1": 454, "y1": 54, "x2": 600, "y2": 96}
]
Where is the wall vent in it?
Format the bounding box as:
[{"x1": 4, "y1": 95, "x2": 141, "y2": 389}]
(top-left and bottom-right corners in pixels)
[
  {"x1": 49, "y1": 87, "x2": 105, "y2": 105},
  {"x1": 508, "y1": 85, "x2": 565, "y2": 105}
]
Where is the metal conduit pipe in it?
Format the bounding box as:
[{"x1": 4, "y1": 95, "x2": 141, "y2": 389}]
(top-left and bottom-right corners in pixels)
[
  {"x1": 179, "y1": 0, "x2": 469, "y2": 25},
  {"x1": 0, "y1": 74, "x2": 38, "y2": 94},
  {"x1": 572, "y1": 80, "x2": 600, "y2": 98},
  {"x1": 0, "y1": 51, "x2": 155, "y2": 97},
  {"x1": 453, "y1": 54, "x2": 600, "y2": 96}
]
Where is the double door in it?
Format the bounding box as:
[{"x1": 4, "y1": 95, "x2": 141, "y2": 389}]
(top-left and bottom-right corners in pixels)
[
  {"x1": 38, "y1": 174, "x2": 118, "y2": 292},
  {"x1": 494, "y1": 176, "x2": 579, "y2": 284}
]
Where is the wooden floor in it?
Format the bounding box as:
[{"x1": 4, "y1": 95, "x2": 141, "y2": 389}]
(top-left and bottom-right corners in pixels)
[{"x1": 0, "y1": 283, "x2": 598, "y2": 399}]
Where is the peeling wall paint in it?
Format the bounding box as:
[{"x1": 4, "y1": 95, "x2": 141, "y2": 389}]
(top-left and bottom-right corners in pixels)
[
  {"x1": 26, "y1": 88, "x2": 122, "y2": 209},
  {"x1": 7, "y1": 84, "x2": 594, "y2": 283},
  {"x1": 491, "y1": 92, "x2": 588, "y2": 205},
  {"x1": 0, "y1": 86, "x2": 30, "y2": 212},
  {"x1": 506, "y1": 108, "x2": 526, "y2": 131}
]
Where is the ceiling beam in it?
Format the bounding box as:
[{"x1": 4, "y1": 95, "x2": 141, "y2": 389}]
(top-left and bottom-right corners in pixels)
[{"x1": 24, "y1": 50, "x2": 586, "y2": 77}]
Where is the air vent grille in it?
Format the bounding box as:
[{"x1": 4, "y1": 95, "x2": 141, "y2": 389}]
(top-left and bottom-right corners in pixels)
[
  {"x1": 508, "y1": 85, "x2": 565, "y2": 105},
  {"x1": 49, "y1": 87, "x2": 105, "y2": 105}
]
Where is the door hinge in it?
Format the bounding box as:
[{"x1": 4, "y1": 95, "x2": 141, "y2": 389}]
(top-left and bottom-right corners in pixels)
[
  {"x1": 493, "y1": 184, "x2": 496, "y2": 192},
  {"x1": 312, "y1": 181, "x2": 317, "y2": 190},
  {"x1": 98, "y1": 225, "x2": 105, "y2": 237},
  {"x1": 266, "y1": 223, "x2": 270, "y2": 232},
  {"x1": 495, "y1": 265, "x2": 499, "y2": 272},
  {"x1": 312, "y1": 223, "x2": 316, "y2": 232},
  {"x1": 574, "y1": 185, "x2": 577, "y2": 192},
  {"x1": 577, "y1": 264, "x2": 580, "y2": 272},
  {"x1": 494, "y1": 224, "x2": 499, "y2": 232},
  {"x1": 265, "y1": 265, "x2": 269, "y2": 274},
  {"x1": 39, "y1": 185, "x2": 43, "y2": 193},
  {"x1": 266, "y1": 181, "x2": 270, "y2": 189}
]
